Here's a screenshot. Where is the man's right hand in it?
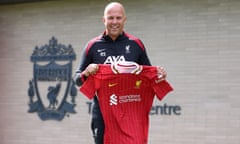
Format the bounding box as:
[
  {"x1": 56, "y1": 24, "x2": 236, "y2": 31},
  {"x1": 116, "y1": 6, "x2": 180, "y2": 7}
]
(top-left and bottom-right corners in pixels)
[{"x1": 82, "y1": 64, "x2": 99, "y2": 77}]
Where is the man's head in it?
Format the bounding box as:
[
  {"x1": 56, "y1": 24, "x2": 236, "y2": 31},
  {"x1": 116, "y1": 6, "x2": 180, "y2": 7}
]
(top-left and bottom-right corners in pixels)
[{"x1": 103, "y1": 2, "x2": 126, "y2": 41}]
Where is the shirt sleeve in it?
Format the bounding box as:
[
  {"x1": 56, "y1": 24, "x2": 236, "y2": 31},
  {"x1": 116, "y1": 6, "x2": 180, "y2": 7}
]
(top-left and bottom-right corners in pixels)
[
  {"x1": 80, "y1": 75, "x2": 98, "y2": 99},
  {"x1": 152, "y1": 80, "x2": 173, "y2": 100}
]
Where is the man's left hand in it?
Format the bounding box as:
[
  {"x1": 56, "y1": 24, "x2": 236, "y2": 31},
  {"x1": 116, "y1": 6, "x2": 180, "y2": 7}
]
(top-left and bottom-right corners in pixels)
[{"x1": 156, "y1": 66, "x2": 167, "y2": 81}]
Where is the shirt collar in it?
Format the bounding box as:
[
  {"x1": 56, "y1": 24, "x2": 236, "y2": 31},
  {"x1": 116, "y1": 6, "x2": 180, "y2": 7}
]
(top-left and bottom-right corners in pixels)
[{"x1": 111, "y1": 61, "x2": 142, "y2": 74}]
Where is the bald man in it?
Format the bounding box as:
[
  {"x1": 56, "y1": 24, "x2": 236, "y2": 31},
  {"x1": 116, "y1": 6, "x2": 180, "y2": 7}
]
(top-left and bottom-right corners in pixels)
[{"x1": 74, "y1": 2, "x2": 167, "y2": 144}]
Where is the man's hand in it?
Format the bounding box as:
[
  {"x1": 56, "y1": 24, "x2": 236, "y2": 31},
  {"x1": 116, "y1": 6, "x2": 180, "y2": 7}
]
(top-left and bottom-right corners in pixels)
[
  {"x1": 156, "y1": 66, "x2": 167, "y2": 81},
  {"x1": 82, "y1": 64, "x2": 99, "y2": 77}
]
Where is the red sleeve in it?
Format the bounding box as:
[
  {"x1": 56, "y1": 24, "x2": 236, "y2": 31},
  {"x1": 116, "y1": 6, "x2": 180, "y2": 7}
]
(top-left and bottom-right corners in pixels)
[
  {"x1": 153, "y1": 80, "x2": 173, "y2": 100},
  {"x1": 80, "y1": 75, "x2": 98, "y2": 99}
]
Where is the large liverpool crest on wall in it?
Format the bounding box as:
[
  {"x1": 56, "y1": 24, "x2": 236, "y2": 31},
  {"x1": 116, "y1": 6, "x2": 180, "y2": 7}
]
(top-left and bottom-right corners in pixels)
[{"x1": 28, "y1": 37, "x2": 77, "y2": 121}]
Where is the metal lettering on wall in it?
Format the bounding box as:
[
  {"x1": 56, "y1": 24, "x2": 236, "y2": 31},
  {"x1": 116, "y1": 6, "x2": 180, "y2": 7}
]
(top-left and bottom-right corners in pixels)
[
  {"x1": 86, "y1": 102, "x2": 182, "y2": 116},
  {"x1": 28, "y1": 37, "x2": 77, "y2": 121}
]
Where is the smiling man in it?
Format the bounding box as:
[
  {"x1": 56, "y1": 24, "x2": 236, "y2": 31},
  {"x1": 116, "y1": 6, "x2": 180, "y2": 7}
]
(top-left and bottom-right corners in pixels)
[
  {"x1": 103, "y1": 2, "x2": 126, "y2": 41},
  {"x1": 73, "y1": 2, "x2": 167, "y2": 144}
]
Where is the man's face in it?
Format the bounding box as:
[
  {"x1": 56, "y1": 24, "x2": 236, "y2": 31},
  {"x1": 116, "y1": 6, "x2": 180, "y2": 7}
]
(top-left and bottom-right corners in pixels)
[{"x1": 103, "y1": 5, "x2": 126, "y2": 40}]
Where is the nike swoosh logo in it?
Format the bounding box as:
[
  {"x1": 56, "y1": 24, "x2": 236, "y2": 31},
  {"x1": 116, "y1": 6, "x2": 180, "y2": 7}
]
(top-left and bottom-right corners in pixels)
[
  {"x1": 97, "y1": 49, "x2": 106, "y2": 52},
  {"x1": 108, "y1": 83, "x2": 118, "y2": 87}
]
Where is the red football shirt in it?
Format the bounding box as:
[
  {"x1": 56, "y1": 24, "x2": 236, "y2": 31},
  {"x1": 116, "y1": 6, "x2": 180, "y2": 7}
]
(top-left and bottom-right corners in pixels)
[{"x1": 80, "y1": 62, "x2": 173, "y2": 144}]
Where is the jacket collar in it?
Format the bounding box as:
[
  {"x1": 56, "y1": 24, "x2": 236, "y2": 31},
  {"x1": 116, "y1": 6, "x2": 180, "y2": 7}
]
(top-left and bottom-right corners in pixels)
[{"x1": 102, "y1": 31, "x2": 126, "y2": 42}]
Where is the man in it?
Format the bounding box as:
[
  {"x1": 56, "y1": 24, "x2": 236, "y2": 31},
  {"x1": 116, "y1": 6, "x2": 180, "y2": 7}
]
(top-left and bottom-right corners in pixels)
[{"x1": 74, "y1": 2, "x2": 167, "y2": 144}]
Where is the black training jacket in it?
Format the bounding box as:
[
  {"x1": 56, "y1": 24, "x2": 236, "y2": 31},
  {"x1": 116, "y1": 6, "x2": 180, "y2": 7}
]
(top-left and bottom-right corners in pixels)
[{"x1": 74, "y1": 31, "x2": 151, "y2": 86}]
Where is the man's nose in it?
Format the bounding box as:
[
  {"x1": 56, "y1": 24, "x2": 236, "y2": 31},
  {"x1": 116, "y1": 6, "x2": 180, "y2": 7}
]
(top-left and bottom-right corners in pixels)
[{"x1": 112, "y1": 18, "x2": 118, "y2": 23}]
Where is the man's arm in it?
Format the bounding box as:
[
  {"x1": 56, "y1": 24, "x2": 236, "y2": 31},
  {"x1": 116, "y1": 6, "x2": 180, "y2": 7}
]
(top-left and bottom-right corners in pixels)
[
  {"x1": 137, "y1": 40, "x2": 167, "y2": 80},
  {"x1": 73, "y1": 44, "x2": 91, "y2": 86}
]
